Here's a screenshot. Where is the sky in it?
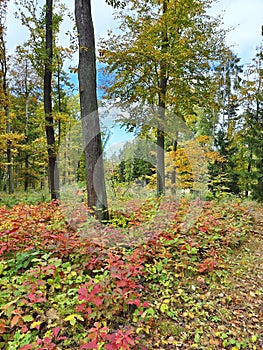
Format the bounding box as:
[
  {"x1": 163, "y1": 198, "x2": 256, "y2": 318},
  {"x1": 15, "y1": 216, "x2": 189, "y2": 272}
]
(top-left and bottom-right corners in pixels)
[
  {"x1": 6, "y1": 0, "x2": 263, "y2": 64},
  {"x1": 5, "y1": 0, "x2": 263, "y2": 152}
]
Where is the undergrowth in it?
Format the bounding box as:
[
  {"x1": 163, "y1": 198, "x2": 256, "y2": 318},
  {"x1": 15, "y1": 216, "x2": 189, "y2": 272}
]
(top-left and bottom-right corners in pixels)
[{"x1": 0, "y1": 198, "x2": 260, "y2": 349}]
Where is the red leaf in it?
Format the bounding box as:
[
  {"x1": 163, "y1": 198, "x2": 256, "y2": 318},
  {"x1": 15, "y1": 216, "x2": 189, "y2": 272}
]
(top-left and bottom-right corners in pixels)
[
  {"x1": 52, "y1": 326, "x2": 60, "y2": 338},
  {"x1": 78, "y1": 287, "x2": 89, "y2": 301},
  {"x1": 11, "y1": 315, "x2": 20, "y2": 328},
  {"x1": 116, "y1": 280, "x2": 128, "y2": 288},
  {"x1": 35, "y1": 297, "x2": 46, "y2": 303},
  {"x1": 92, "y1": 296, "x2": 103, "y2": 307},
  {"x1": 105, "y1": 345, "x2": 115, "y2": 350},
  {"x1": 27, "y1": 292, "x2": 36, "y2": 302},
  {"x1": 90, "y1": 284, "x2": 102, "y2": 296},
  {"x1": 21, "y1": 324, "x2": 29, "y2": 333},
  {"x1": 0, "y1": 245, "x2": 7, "y2": 255},
  {"x1": 80, "y1": 341, "x2": 98, "y2": 349},
  {"x1": 142, "y1": 301, "x2": 150, "y2": 307},
  {"x1": 127, "y1": 299, "x2": 140, "y2": 307},
  {"x1": 43, "y1": 337, "x2": 52, "y2": 344}
]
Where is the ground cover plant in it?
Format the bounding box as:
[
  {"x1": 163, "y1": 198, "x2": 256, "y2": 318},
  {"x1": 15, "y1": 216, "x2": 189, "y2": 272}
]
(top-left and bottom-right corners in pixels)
[{"x1": 0, "y1": 198, "x2": 262, "y2": 349}]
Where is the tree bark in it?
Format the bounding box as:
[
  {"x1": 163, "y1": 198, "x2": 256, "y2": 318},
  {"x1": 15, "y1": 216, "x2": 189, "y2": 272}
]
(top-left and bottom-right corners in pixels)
[
  {"x1": 44, "y1": 0, "x2": 59, "y2": 200},
  {"x1": 171, "y1": 135, "x2": 178, "y2": 191},
  {"x1": 156, "y1": 0, "x2": 168, "y2": 197},
  {"x1": 0, "y1": 23, "x2": 14, "y2": 194},
  {"x1": 75, "y1": 0, "x2": 109, "y2": 222}
]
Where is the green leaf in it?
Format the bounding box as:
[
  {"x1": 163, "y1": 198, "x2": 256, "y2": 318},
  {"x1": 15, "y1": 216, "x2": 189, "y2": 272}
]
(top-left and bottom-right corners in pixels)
[
  {"x1": 194, "y1": 333, "x2": 200, "y2": 343},
  {"x1": 22, "y1": 315, "x2": 34, "y2": 322},
  {"x1": 251, "y1": 335, "x2": 258, "y2": 343},
  {"x1": 64, "y1": 314, "x2": 84, "y2": 326}
]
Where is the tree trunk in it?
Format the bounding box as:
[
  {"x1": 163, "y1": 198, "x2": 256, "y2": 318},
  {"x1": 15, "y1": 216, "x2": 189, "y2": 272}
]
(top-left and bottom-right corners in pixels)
[
  {"x1": 0, "y1": 25, "x2": 14, "y2": 194},
  {"x1": 156, "y1": 0, "x2": 168, "y2": 197},
  {"x1": 75, "y1": 0, "x2": 109, "y2": 222},
  {"x1": 6, "y1": 107, "x2": 14, "y2": 194},
  {"x1": 157, "y1": 111, "x2": 165, "y2": 197},
  {"x1": 171, "y1": 135, "x2": 178, "y2": 191},
  {"x1": 57, "y1": 53, "x2": 62, "y2": 146},
  {"x1": 44, "y1": 0, "x2": 59, "y2": 200},
  {"x1": 24, "y1": 60, "x2": 29, "y2": 192},
  {"x1": 6, "y1": 139, "x2": 14, "y2": 194}
]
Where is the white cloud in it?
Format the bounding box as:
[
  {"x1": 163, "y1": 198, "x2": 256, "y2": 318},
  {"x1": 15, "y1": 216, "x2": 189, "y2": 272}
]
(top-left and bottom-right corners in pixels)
[
  {"x1": 5, "y1": 0, "x2": 115, "y2": 53},
  {"x1": 5, "y1": 0, "x2": 263, "y2": 65},
  {"x1": 210, "y1": 0, "x2": 263, "y2": 63}
]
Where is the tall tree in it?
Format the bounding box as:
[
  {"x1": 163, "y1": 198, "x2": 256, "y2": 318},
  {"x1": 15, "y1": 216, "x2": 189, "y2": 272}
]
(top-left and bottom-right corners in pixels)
[
  {"x1": 240, "y1": 44, "x2": 263, "y2": 201},
  {"x1": 9, "y1": 46, "x2": 42, "y2": 191},
  {"x1": 156, "y1": 0, "x2": 168, "y2": 196},
  {"x1": 15, "y1": 0, "x2": 72, "y2": 198},
  {"x1": 99, "y1": 0, "x2": 228, "y2": 196},
  {"x1": 44, "y1": 0, "x2": 59, "y2": 199},
  {"x1": 75, "y1": 0, "x2": 109, "y2": 221},
  {"x1": 74, "y1": 0, "x2": 127, "y2": 221},
  {"x1": 0, "y1": 0, "x2": 14, "y2": 193}
]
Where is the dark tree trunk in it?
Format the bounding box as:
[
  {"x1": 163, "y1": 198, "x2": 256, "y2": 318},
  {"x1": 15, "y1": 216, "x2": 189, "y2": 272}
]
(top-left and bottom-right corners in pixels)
[
  {"x1": 75, "y1": 0, "x2": 109, "y2": 222},
  {"x1": 171, "y1": 135, "x2": 178, "y2": 191},
  {"x1": 44, "y1": 0, "x2": 59, "y2": 200},
  {"x1": 24, "y1": 153, "x2": 29, "y2": 191},
  {"x1": 24, "y1": 60, "x2": 29, "y2": 192},
  {"x1": 6, "y1": 138, "x2": 14, "y2": 194},
  {"x1": 245, "y1": 148, "x2": 253, "y2": 197},
  {"x1": 0, "y1": 26, "x2": 14, "y2": 194},
  {"x1": 57, "y1": 53, "x2": 62, "y2": 146},
  {"x1": 157, "y1": 111, "x2": 165, "y2": 197},
  {"x1": 156, "y1": 0, "x2": 168, "y2": 197}
]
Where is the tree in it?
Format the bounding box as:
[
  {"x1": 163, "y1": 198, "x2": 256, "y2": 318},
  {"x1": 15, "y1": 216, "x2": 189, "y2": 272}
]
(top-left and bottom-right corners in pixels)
[
  {"x1": 9, "y1": 46, "x2": 43, "y2": 191},
  {"x1": 99, "y1": 0, "x2": 228, "y2": 196},
  {"x1": 75, "y1": 0, "x2": 109, "y2": 221},
  {"x1": 74, "y1": 0, "x2": 128, "y2": 221},
  {"x1": 0, "y1": 0, "x2": 14, "y2": 193},
  {"x1": 44, "y1": 0, "x2": 59, "y2": 199},
  {"x1": 239, "y1": 44, "x2": 263, "y2": 200},
  {"x1": 15, "y1": 0, "x2": 73, "y2": 198}
]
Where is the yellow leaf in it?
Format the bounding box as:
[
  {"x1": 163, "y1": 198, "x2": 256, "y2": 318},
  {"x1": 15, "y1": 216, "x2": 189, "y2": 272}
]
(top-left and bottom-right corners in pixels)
[
  {"x1": 136, "y1": 327, "x2": 143, "y2": 334},
  {"x1": 30, "y1": 321, "x2": 42, "y2": 329},
  {"x1": 145, "y1": 325, "x2": 151, "y2": 334}
]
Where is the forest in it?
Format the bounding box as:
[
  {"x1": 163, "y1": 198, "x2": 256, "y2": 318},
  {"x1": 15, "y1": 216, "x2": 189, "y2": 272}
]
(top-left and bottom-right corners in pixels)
[{"x1": 0, "y1": 0, "x2": 262, "y2": 349}]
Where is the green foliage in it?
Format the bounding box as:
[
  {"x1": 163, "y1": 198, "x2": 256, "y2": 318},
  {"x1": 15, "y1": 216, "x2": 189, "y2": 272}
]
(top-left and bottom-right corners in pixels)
[{"x1": 0, "y1": 190, "x2": 49, "y2": 207}]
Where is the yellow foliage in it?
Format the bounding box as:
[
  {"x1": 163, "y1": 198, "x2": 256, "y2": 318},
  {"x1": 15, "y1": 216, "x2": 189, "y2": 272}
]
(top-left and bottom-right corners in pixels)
[{"x1": 166, "y1": 135, "x2": 225, "y2": 191}]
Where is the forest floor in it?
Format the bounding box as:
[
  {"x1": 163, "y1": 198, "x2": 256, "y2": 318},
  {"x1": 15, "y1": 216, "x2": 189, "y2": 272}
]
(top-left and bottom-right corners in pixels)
[
  {"x1": 0, "y1": 198, "x2": 262, "y2": 349},
  {"x1": 208, "y1": 203, "x2": 263, "y2": 350},
  {"x1": 221, "y1": 204, "x2": 262, "y2": 349},
  {"x1": 145, "y1": 202, "x2": 263, "y2": 350}
]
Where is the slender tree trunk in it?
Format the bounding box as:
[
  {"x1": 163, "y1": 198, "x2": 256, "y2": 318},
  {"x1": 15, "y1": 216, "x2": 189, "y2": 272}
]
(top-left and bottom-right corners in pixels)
[
  {"x1": 5, "y1": 94, "x2": 14, "y2": 194},
  {"x1": 171, "y1": 134, "x2": 178, "y2": 191},
  {"x1": 24, "y1": 60, "x2": 29, "y2": 191},
  {"x1": 57, "y1": 53, "x2": 62, "y2": 146},
  {"x1": 75, "y1": 0, "x2": 109, "y2": 222},
  {"x1": 44, "y1": 0, "x2": 59, "y2": 200},
  {"x1": 0, "y1": 27, "x2": 14, "y2": 194},
  {"x1": 6, "y1": 119, "x2": 14, "y2": 194},
  {"x1": 157, "y1": 0, "x2": 168, "y2": 197},
  {"x1": 157, "y1": 110, "x2": 165, "y2": 196},
  {"x1": 245, "y1": 148, "x2": 253, "y2": 197}
]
